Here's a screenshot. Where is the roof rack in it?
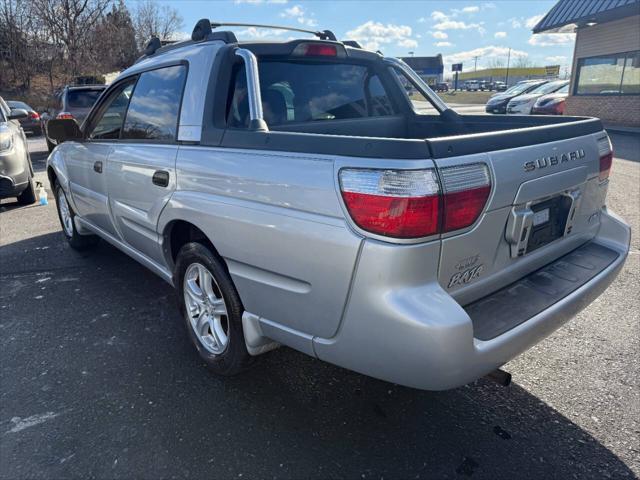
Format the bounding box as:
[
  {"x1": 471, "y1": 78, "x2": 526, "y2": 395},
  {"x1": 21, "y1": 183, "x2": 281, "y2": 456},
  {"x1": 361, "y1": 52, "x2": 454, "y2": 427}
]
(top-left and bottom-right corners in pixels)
[{"x1": 191, "y1": 19, "x2": 337, "y2": 42}]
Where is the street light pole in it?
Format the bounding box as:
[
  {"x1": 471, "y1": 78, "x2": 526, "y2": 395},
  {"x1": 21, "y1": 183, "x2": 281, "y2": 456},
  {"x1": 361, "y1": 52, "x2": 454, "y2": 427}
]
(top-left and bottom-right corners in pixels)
[{"x1": 505, "y1": 47, "x2": 511, "y2": 85}]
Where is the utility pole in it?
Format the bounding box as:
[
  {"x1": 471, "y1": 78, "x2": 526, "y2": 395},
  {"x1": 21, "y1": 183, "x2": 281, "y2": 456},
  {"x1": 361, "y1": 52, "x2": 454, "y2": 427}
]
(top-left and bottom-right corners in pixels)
[
  {"x1": 473, "y1": 56, "x2": 479, "y2": 72},
  {"x1": 505, "y1": 47, "x2": 511, "y2": 85}
]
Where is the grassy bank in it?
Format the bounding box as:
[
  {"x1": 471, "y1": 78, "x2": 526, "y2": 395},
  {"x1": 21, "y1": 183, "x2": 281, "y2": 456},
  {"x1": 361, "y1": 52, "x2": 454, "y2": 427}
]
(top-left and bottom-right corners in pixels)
[{"x1": 437, "y1": 91, "x2": 494, "y2": 105}]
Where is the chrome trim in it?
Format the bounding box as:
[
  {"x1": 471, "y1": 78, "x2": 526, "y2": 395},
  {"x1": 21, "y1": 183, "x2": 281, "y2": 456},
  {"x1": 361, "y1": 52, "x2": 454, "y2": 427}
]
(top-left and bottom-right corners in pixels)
[
  {"x1": 385, "y1": 57, "x2": 449, "y2": 113},
  {"x1": 235, "y1": 48, "x2": 268, "y2": 132}
]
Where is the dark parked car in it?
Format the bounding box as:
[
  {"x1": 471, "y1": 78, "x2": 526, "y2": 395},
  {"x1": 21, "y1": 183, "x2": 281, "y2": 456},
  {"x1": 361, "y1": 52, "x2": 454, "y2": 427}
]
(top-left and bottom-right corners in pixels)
[
  {"x1": 0, "y1": 97, "x2": 36, "y2": 204},
  {"x1": 532, "y1": 82, "x2": 570, "y2": 115},
  {"x1": 484, "y1": 80, "x2": 548, "y2": 114},
  {"x1": 6, "y1": 101, "x2": 43, "y2": 136},
  {"x1": 44, "y1": 84, "x2": 106, "y2": 152},
  {"x1": 434, "y1": 82, "x2": 449, "y2": 92}
]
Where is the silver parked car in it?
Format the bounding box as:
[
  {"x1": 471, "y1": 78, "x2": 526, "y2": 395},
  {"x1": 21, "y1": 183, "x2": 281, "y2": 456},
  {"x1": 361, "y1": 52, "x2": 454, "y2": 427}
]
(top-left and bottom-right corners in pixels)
[
  {"x1": 0, "y1": 96, "x2": 36, "y2": 204},
  {"x1": 45, "y1": 21, "x2": 630, "y2": 390}
]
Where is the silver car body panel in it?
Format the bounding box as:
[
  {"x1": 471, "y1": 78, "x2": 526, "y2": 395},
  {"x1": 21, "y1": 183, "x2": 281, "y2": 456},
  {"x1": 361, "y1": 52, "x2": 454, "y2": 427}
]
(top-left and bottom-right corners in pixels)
[{"x1": 46, "y1": 38, "x2": 630, "y2": 390}]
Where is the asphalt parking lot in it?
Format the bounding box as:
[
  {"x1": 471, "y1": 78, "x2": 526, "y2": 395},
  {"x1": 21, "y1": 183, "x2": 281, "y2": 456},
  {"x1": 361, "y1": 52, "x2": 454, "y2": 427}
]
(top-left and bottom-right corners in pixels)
[{"x1": 1, "y1": 133, "x2": 638, "y2": 479}]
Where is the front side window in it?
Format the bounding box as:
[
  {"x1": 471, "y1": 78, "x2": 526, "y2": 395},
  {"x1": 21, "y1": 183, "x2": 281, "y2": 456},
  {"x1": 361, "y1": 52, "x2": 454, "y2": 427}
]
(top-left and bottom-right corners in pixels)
[
  {"x1": 227, "y1": 61, "x2": 396, "y2": 127},
  {"x1": 89, "y1": 82, "x2": 135, "y2": 140},
  {"x1": 575, "y1": 51, "x2": 640, "y2": 95},
  {"x1": 122, "y1": 65, "x2": 187, "y2": 140}
]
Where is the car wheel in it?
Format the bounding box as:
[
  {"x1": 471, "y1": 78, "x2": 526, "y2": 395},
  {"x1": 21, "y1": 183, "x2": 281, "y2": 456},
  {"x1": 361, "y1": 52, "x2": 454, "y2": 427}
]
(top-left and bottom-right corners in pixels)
[
  {"x1": 46, "y1": 137, "x2": 56, "y2": 153},
  {"x1": 17, "y1": 177, "x2": 37, "y2": 205},
  {"x1": 54, "y1": 182, "x2": 99, "y2": 250},
  {"x1": 175, "y1": 242, "x2": 253, "y2": 376}
]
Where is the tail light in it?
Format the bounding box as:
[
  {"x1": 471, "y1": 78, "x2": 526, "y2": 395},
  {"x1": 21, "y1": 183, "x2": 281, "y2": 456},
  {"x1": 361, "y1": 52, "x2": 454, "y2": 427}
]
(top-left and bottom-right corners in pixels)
[
  {"x1": 597, "y1": 136, "x2": 613, "y2": 181},
  {"x1": 29, "y1": 112, "x2": 40, "y2": 120},
  {"x1": 339, "y1": 164, "x2": 491, "y2": 239},
  {"x1": 56, "y1": 112, "x2": 74, "y2": 120},
  {"x1": 440, "y1": 164, "x2": 491, "y2": 232},
  {"x1": 339, "y1": 169, "x2": 441, "y2": 238}
]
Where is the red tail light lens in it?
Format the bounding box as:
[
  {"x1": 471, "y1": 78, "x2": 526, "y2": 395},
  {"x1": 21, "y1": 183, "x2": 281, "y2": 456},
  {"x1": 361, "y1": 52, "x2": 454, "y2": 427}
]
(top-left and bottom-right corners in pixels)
[
  {"x1": 440, "y1": 164, "x2": 491, "y2": 232},
  {"x1": 597, "y1": 136, "x2": 613, "y2": 181},
  {"x1": 56, "y1": 112, "x2": 74, "y2": 120},
  {"x1": 29, "y1": 112, "x2": 40, "y2": 120},
  {"x1": 340, "y1": 169, "x2": 441, "y2": 238}
]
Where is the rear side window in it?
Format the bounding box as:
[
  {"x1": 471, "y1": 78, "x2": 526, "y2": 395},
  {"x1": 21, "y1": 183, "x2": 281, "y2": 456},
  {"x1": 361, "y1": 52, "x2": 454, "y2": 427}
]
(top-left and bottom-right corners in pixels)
[
  {"x1": 66, "y1": 89, "x2": 103, "y2": 109},
  {"x1": 227, "y1": 61, "x2": 395, "y2": 127},
  {"x1": 122, "y1": 65, "x2": 187, "y2": 141}
]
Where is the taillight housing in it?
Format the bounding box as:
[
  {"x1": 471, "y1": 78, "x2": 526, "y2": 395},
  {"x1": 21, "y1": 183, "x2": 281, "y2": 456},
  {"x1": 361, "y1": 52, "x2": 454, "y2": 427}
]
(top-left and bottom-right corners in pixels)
[
  {"x1": 56, "y1": 112, "x2": 74, "y2": 120},
  {"x1": 339, "y1": 164, "x2": 491, "y2": 239},
  {"x1": 597, "y1": 136, "x2": 613, "y2": 181},
  {"x1": 29, "y1": 112, "x2": 40, "y2": 120},
  {"x1": 292, "y1": 42, "x2": 345, "y2": 58}
]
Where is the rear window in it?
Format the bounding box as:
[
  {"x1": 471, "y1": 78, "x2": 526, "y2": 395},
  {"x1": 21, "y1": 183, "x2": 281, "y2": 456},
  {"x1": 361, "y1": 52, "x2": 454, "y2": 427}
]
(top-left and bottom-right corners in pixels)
[
  {"x1": 228, "y1": 61, "x2": 396, "y2": 127},
  {"x1": 66, "y1": 89, "x2": 104, "y2": 108}
]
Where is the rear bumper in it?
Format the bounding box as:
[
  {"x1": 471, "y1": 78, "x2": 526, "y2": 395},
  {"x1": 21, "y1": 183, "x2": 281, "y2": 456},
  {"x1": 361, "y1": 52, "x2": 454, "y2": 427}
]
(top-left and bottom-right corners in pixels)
[{"x1": 313, "y1": 209, "x2": 630, "y2": 390}]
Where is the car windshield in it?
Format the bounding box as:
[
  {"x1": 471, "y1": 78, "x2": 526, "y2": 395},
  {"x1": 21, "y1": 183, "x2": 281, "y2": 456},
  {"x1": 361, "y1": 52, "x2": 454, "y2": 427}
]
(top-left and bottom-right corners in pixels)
[
  {"x1": 531, "y1": 81, "x2": 567, "y2": 95},
  {"x1": 504, "y1": 82, "x2": 541, "y2": 95},
  {"x1": 7, "y1": 101, "x2": 31, "y2": 110},
  {"x1": 67, "y1": 89, "x2": 104, "y2": 108}
]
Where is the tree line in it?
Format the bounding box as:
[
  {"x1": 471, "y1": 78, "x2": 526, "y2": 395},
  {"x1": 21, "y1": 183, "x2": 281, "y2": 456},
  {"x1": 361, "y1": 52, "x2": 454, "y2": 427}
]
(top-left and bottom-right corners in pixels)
[{"x1": 0, "y1": 0, "x2": 183, "y2": 100}]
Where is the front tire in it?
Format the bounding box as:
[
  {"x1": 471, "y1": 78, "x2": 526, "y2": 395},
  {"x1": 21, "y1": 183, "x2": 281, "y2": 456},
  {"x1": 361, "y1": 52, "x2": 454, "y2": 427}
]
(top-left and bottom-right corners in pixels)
[
  {"x1": 17, "y1": 177, "x2": 36, "y2": 205},
  {"x1": 175, "y1": 242, "x2": 253, "y2": 376},
  {"x1": 46, "y1": 137, "x2": 56, "y2": 153},
  {"x1": 54, "y1": 182, "x2": 99, "y2": 250}
]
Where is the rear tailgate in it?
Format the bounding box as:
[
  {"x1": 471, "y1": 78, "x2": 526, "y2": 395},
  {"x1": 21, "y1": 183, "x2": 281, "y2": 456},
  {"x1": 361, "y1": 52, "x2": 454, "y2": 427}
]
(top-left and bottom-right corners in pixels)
[{"x1": 429, "y1": 123, "x2": 612, "y2": 307}]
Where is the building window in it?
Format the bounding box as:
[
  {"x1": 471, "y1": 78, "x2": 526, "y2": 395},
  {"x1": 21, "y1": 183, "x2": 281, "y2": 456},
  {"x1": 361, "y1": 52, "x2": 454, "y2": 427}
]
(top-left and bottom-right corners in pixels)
[{"x1": 575, "y1": 51, "x2": 640, "y2": 95}]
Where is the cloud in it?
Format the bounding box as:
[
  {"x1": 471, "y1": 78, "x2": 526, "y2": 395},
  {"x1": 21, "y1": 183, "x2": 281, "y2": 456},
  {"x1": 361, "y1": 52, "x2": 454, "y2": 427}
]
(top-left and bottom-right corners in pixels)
[
  {"x1": 434, "y1": 20, "x2": 485, "y2": 34},
  {"x1": 236, "y1": 27, "x2": 287, "y2": 39},
  {"x1": 346, "y1": 21, "x2": 417, "y2": 51},
  {"x1": 525, "y1": 14, "x2": 545, "y2": 29},
  {"x1": 430, "y1": 31, "x2": 448, "y2": 39},
  {"x1": 435, "y1": 41, "x2": 453, "y2": 47},
  {"x1": 431, "y1": 10, "x2": 449, "y2": 21},
  {"x1": 545, "y1": 55, "x2": 567, "y2": 63},
  {"x1": 461, "y1": 6, "x2": 480, "y2": 13},
  {"x1": 444, "y1": 45, "x2": 527, "y2": 66},
  {"x1": 494, "y1": 31, "x2": 507, "y2": 38},
  {"x1": 508, "y1": 18, "x2": 522, "y2": 28},
  {"x1": 528, "y1": 32, "x2": 575, "y2": 46},
  {"x1": 280, "y1": 4, "x2": 316, "y2": 27}
]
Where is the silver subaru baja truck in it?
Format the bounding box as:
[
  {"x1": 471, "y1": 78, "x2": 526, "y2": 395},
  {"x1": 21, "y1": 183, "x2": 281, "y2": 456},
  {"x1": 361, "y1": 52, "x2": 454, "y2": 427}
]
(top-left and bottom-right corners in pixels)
[{"x1": 45, "y1": 20, "x2": 630, "y2": 390}]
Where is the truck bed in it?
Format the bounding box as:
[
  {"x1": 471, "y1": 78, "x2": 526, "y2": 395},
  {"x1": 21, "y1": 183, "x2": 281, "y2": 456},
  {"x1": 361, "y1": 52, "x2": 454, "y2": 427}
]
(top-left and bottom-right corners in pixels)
[{"x1": 217, "y1": 113, "x2": 603, "y2": 160}]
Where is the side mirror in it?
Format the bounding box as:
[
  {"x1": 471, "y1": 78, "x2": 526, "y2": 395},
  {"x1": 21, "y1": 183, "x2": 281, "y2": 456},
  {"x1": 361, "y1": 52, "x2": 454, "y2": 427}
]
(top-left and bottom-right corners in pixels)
[
  {"x1": 47, "y1": 118, "x2": 82, "y2": 143},
  {"x1": 8, "y1": 108, "x2": 28, "y2": 120}
]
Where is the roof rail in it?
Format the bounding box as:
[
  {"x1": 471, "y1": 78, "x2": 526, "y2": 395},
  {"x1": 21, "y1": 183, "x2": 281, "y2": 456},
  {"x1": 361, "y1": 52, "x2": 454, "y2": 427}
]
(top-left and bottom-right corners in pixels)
[{"x1": 191, "y1": 19, "x2": 337, "y2": 42}]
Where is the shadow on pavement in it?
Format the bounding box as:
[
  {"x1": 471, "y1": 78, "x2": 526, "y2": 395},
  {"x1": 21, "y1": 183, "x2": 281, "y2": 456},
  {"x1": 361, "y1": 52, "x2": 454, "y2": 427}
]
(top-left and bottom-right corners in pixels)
[{"x1": 0, "y1": 231, "x2": 636, "y2": 479}]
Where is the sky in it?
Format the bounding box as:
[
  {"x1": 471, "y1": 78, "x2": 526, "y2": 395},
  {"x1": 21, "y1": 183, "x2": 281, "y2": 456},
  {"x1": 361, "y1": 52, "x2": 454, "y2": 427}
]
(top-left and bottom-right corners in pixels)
[{"x1": 129, "y1": 0, "x2": 575, "y2": 77}]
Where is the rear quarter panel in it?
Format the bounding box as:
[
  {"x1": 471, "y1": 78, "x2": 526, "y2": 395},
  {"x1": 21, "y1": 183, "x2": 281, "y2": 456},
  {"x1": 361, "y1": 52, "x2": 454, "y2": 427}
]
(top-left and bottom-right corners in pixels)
[{"x1": 159, "y1": 146, "x2": 362, "y2": 339}]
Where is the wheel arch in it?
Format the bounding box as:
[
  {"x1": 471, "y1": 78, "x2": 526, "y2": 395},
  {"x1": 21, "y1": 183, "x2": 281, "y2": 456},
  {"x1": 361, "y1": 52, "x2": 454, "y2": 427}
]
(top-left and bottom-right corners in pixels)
[{"x1": 162, "y1": 218, "x2": 227, "y2": 276}]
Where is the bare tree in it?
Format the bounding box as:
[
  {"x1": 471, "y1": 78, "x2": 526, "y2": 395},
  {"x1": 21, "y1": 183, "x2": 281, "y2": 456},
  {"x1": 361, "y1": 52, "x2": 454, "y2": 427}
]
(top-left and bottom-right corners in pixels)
[
  {"x1": 133, "y1": 0, "x2": 183, "y2": 50},
  {"x1": 0, "y1": 0, "x2": 38, "y2": 90},
  {"x1": 513, "y1": 57, "x2": 534, "y2": 68},
  {"x1": 31, "y1": 0, "x2": 112, "y2": 78}
]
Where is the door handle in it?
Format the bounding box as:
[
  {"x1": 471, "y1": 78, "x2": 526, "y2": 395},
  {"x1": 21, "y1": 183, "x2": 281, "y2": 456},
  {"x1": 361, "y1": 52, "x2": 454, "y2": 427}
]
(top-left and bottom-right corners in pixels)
[
  {"x1": 93, "y1": 161, "x2": 103, "y2": 173},
  {"x1": 152, "y1": 170, "x2": 170, "y2": 187}
]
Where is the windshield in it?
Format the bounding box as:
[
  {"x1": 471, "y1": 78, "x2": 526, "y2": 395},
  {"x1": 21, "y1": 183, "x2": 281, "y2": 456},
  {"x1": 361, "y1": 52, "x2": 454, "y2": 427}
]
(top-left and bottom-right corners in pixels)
[
  {"x1": 531, "y1": 81, "x2": 567, "y2": 95},
  {"x1": 7, "y1": 101, "x2": 31, "y2": 110},
  {"x1": 504, "y1": 82, "x2": 541, "y2": 95},
  {"x1": 67, "y1": 89, "x2": 104, "y2": 109}
]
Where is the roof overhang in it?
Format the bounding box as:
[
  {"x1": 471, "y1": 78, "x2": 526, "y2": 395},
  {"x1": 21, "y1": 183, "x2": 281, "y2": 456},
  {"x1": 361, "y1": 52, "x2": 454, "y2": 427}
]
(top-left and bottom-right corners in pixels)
[{"x1": 533, "y1": 0, "x2": 640, "y2": 34}]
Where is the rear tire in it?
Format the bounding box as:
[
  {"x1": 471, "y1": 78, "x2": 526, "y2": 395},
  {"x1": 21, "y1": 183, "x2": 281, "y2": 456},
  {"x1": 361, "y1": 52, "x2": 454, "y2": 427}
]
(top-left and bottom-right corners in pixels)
[
  {"x1": 17, "y1": 177, "x2": 37, "y2": 205},
  {"x1": 46, "y1": 137, "x2": 56, "y2": 153},
  {"x1": 175, "y1": 242, "x2": 253, "y2": 376},
  {"x1": 54, "y1": 182, "x2": 99, "y2": 250}
]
